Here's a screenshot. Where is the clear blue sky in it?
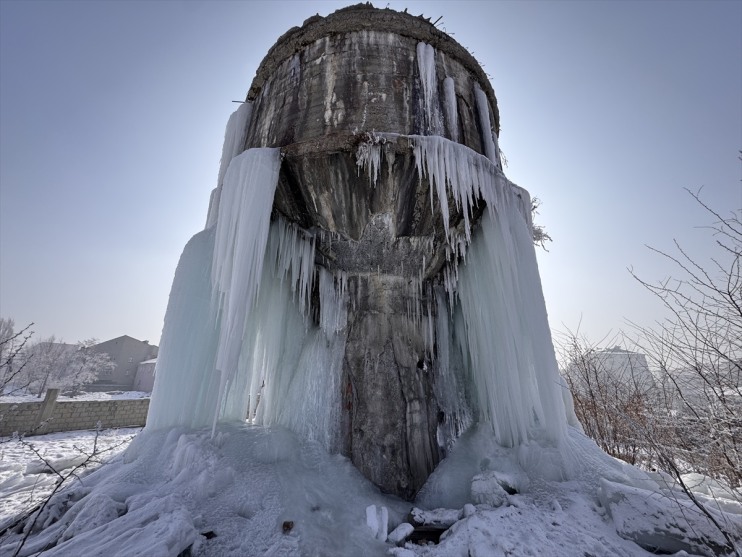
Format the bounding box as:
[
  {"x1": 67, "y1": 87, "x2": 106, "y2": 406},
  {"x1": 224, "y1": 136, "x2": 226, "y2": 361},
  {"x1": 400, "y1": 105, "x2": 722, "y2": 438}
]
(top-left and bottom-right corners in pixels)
[{"x1": 1, "y1": 0, "x2": 740, "y2": 347}]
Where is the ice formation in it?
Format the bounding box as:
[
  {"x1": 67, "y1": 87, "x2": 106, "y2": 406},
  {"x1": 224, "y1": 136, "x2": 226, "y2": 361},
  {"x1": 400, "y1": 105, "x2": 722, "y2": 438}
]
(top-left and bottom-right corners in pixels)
[
  {"x1": 205, "y1": 101, "x2": 252, "y2": 228},
  {"x1": 150, "y1": 32, "x2": 568, "y2": 483},
  {"x1": 474, "y1": 84, "x2": 501, "y2": 168},
  {"x1": 416, "y1": 42, "x2": 442, "y2": 135},
  {"x1": 443, "y1": 76, "x2": 459, "y2": 143},
  {"x1": 8, "y1": 10, "x2": 739, "y2": 556},
  {"x1": 151, "y1": 107, "x2": 566, "y2": 459}
]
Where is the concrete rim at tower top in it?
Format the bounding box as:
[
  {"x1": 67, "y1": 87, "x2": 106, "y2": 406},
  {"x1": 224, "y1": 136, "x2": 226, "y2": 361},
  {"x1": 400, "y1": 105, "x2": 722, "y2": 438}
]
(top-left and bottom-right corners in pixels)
[{"x1": 246, "y1": 2, "x2": 501, "y2": 135}]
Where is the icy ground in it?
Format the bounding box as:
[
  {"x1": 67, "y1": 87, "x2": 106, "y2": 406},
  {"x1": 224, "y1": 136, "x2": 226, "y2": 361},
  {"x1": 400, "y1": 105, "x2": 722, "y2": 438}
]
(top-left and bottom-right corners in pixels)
[
  {"x1": 0, "y1": 428, "x2": 140, "y2": 524},
  {"x1": 0, "y1": 424, "x2": 738, "y2": 556},
  {"x1": 0, "y1": 391, "x2": 151, "y2": 403}
]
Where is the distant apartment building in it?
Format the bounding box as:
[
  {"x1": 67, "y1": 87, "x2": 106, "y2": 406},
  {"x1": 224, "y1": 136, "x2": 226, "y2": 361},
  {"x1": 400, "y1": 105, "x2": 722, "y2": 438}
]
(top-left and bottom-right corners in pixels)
[
  {"x1": 87, "y1": 335, "x2": 158, "y2": 391},
  {"x1": 565, "y1": 346, "x2": 655, "y2": 395},
  {"x1": 591, "y1": 346, "x2": 655, "y2": 391}
]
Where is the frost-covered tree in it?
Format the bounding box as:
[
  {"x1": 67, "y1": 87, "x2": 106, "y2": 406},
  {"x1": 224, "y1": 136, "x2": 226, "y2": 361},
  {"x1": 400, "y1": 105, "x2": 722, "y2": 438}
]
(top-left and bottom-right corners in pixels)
[
  {"x1": 0, "y1": 318, "x2": 35, "y2": 395},
  {"x1": 629, "y1": 188, "x2": 741, "y2": 488},
  {"x1": 561, "y1": 190, "x2": 740, "y2": 487},
  {"x1": 530, "y1": 197, "x2": 552, "y2": 250},
  {"x1": 559, "y1": 189, "x2": 741, "y2": 555},
  {"x1": 558, "y1": 331, "x2": 656, "y2": 467},
  {"x1": 14, "y1": 337, "x2": 114, "y2": 396},
  {"x1": 62, "y1": 339, "x2": 116, "y2": 393}
]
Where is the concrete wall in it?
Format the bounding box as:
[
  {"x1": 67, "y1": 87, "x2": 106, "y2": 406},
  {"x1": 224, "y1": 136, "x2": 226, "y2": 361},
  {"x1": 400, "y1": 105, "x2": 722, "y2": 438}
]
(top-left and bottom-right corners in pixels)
[{"x1": 0, "y1": 392, "x2": 149, "y2": 437}]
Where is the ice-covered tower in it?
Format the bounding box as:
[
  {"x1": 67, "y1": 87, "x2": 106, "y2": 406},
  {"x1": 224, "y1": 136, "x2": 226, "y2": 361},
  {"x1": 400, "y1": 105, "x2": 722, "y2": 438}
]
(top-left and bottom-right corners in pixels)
[{"x1": 149, "y1": 4, "x2": 569, "y2": 500}]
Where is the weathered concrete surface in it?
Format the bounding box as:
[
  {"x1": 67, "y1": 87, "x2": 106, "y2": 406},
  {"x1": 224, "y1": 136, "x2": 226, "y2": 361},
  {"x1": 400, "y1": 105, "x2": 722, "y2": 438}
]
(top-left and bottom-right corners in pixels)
[
  {"x1": 239, "y1": 4, "x2": 498, "y2": 499},
  {"x1": 344, "y1": 306, "x2": 440, "y2": 498},
  {"x1": 245, "y1": 22, "x2": 497, "y2": 153},
  {"x1": 246, "y1": 3, "x2": 499, "y2": 135}
]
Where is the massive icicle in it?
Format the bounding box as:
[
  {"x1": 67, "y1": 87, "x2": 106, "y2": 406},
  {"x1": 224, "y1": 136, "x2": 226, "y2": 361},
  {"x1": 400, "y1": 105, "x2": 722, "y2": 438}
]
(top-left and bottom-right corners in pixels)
[
  {"x1": 474, "y1": 84, "x2": 500, "y2": 169},
  {"x1": 454, "y1": 206, "x2": 566, "y2": 447},
  {"x1": 147, "y1": 228, "x2": 220, "y2": 430},
  {"x1": 443, "y1": 77, "x2": 459, "y2": 143},
  {"x1": 416, "y1": 42, "x2": 442, "y2": 135},
  {"x1": 205, "y1": 102, "x2": 253, "y2": 228},
  {"x1": 211, "y1": 148, "x2": 281, "y2": 431}
]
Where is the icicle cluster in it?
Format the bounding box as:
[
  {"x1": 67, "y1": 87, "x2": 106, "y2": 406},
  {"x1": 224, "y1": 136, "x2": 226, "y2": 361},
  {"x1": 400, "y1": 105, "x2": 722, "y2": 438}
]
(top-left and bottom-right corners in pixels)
[
  {"x1": 319, "y1": 268, "x2": 348, "y2": 335},
  {"x1": 225, "y1": 220, "x2": 347, "y2": 452},
  {"x1": 408, "y1": 135, "x2": 567, "y2": 447},
  {"x1": 355, "y1": 135, "x2": 384, "y2": 187},
  {"x1": 411, "y1": 134, "x2": 499, "y2": 245},
  {"x1": 432, "y1": 287, "x2": 473, "y2": 448},
  {"x1": 153, "y1": 127, "x2": 350, "y2": 450},
  {"x1": 350, "y1": 131, "x2": 567, "y2": 450},
  {"x1": 267, "y1": 217, "x2": 316, "y2": 316}
]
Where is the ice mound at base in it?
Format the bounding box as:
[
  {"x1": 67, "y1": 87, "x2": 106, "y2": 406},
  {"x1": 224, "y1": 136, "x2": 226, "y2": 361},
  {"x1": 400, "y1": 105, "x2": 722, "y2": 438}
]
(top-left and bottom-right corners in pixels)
[
  {"x1": 0, "y1": 425, "x2": 408, "y2": 557},
  {"x1": 3, "y1": 425, "x2": 739, "y2": 556}
]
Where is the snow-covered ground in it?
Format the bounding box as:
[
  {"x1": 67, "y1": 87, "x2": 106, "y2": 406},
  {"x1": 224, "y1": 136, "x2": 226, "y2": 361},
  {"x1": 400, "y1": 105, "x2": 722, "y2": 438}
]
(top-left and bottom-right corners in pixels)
[
  {"x1": 0, "y1": 428, "x2": 140, "y2": 526},
  {"x1": 0, "y1": 391, "x2": 150, "y2": 404},
  {"x1": 0, "y1": 424, "x2": 738, "y2": 556}
]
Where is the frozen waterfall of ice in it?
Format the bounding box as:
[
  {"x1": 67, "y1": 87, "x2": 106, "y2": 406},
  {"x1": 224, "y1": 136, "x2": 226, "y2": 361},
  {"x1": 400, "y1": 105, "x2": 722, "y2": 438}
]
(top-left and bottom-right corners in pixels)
[
  {"x1": 146, "y1": 227, "x2": 220, "y2": 430},
  {"x1": 151, "y1": 91, "x2": 569, "y2": 463},
  {"x1": 151, "y1": 139, "x2": 348, "y2": 450},
  {"x1": 407, "y1": 134, "x2": 567, "y2": 448},
  {"x1": 211, "y1": 147, "x2": 282, "y2": 433}
]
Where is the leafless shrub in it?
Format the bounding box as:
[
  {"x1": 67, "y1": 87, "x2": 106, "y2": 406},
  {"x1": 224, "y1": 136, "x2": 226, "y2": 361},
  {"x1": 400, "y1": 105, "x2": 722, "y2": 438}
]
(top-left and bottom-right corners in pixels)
[{"x1": 558, "y1": 189, "x2": 741, "y2": 555}]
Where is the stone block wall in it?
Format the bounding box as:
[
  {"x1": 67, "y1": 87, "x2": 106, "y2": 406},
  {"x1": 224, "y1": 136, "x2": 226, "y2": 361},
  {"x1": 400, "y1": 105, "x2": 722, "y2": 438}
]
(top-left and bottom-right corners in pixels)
[
  {"x1": 0, "y1": 396, "x2": 149, "y2": 437},
  {"x1": 0, "y1": 401, "x2": 42, "y2": 437}
]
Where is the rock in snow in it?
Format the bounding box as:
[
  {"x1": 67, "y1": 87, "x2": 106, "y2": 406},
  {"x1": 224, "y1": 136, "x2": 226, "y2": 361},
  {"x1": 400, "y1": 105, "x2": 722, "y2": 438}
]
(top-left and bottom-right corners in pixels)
[
  {"x1": 599, "y1": 478, "x2": 741, "y2": 556},
  {"x1": 387, "y1": 522, "x2": 415, "y2": 545},
  {"x1": 470, "y1": 470, "x2": 518, "y2": 508},
  {"x1": 409, "y1": 507, "x2": 462, "y2": 529}
]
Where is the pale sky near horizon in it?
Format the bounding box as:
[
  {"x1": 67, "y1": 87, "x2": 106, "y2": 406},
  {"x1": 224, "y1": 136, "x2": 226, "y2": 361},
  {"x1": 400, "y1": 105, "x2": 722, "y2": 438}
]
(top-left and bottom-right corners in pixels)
[{"x1": 1, "y1": 0, "x2": 740, "y2": 349}]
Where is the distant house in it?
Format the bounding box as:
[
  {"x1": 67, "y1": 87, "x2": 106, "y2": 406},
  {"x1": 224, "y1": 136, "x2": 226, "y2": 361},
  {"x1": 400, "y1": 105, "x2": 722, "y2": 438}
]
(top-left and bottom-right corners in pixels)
[
  {"x1": 86, "y1": 336, "x2": 159, "y2": 392},
  {"x1": 133, "y1": 359, "x2": 157, "y2": 392}
]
